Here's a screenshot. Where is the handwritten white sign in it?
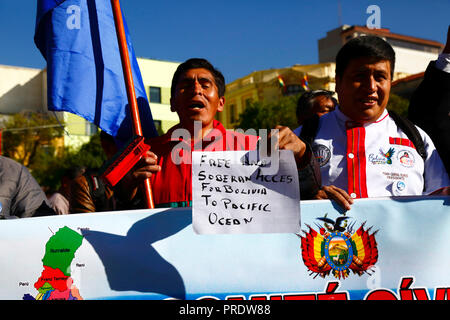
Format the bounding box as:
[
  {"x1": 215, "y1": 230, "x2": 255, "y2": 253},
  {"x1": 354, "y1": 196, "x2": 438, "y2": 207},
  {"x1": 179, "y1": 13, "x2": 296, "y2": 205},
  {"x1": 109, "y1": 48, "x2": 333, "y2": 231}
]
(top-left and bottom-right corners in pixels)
[{"x1": 192, "y1": 150, "x2": 300, "y2": 234}]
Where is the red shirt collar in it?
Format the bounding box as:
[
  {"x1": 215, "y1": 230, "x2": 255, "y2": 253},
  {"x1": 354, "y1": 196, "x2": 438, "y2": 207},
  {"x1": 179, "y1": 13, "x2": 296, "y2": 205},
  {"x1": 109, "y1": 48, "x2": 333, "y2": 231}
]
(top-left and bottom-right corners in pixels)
[{"x1": 159, "y1": 120, "x2": 227, "y2": 147}]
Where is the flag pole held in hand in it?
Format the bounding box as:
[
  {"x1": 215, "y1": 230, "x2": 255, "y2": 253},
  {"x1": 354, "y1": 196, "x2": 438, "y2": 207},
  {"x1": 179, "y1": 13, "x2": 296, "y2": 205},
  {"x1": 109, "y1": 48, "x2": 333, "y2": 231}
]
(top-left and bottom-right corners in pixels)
[{"x1": 110, "y1": 0, "x2": 154, "y2": 209}]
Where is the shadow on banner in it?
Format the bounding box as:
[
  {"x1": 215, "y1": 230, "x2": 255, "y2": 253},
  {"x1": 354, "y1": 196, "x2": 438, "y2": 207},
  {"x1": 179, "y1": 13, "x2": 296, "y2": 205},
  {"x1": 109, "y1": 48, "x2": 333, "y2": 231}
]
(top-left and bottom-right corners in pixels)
[{"x1": 81, "y1": 209, "x2": 192, "y2": 299}]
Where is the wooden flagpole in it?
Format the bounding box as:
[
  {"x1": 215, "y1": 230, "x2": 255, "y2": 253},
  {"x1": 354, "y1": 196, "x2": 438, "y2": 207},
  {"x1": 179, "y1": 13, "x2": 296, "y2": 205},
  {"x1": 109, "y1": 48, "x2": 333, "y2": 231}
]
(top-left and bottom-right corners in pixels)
[{"x1": 110, "y1": 0, "x2": 154, "y2": 209}]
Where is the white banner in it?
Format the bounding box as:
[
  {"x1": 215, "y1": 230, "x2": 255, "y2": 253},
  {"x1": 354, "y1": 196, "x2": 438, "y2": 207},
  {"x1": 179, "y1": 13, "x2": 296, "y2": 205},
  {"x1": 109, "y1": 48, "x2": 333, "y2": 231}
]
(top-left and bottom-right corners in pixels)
[{"x1": 0, "y1": 196, "x2": 448, "y2": 300}]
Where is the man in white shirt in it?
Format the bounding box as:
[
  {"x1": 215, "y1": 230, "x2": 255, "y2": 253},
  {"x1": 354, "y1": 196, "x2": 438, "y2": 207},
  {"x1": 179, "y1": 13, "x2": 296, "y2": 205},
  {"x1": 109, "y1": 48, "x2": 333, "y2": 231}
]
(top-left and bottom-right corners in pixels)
[{"x1": 297, "y1": 35, "x2": 449, "y2": 208}]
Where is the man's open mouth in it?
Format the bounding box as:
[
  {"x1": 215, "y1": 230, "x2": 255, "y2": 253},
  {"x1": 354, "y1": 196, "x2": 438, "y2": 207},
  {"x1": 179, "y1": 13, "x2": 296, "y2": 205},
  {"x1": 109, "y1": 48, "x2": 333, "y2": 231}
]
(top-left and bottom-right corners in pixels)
[
  {"x1": 359, "y1": 97, "x2": 377, "y2": 106},
  {"x1": 189, "y1": 103, "x2": 205, "y2": 110}
]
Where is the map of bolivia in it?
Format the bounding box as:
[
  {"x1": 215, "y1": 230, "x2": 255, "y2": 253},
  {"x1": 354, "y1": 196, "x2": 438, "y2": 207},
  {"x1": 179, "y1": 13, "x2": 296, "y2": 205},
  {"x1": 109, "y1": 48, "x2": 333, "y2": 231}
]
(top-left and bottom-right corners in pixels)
[{"x1": 24, "y1": 226, "x2": 84, "y2": 300}]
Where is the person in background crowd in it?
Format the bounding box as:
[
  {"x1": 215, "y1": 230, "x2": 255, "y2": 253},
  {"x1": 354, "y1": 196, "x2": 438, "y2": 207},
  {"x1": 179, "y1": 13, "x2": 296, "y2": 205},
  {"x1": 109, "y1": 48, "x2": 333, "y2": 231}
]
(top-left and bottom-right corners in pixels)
[
  {"x1": 48, "y1": 166, "x2": 85, "y2": 214},
  {"x1": 293, "y1": 90, "x2": 337, "y2": 136},
  {"x1": 0, "y1": 155, "x2": 56, "y2": 218},
  {"x1": 408, "y1": 25, "x2": 450, "y2": 175},
  {"x1": 70, "y1": 131, "x2": 118, "y2": 213}
]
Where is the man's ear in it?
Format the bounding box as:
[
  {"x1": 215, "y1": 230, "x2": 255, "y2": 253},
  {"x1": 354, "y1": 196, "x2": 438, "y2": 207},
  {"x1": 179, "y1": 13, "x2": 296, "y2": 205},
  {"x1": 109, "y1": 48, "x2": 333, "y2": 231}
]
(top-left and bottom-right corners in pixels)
[{"x1": 217, "y1": 96, "x2": 225, "y2": 112}]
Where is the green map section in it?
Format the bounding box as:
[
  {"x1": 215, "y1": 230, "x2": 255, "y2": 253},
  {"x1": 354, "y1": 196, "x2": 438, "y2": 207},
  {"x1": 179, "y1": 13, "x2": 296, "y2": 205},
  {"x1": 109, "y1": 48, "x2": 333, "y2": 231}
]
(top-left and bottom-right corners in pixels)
[
  {"x1": 42, "y1": 226, "x2": 83, "y2": 276},
  {"x1": 37, "y1": 282, "x2": 53, "y2": 294}
]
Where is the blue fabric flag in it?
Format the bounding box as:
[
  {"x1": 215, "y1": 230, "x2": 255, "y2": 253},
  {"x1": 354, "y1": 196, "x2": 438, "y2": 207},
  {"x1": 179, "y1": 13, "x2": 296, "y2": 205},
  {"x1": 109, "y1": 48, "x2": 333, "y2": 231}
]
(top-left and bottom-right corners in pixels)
[{"x1": 34, "y1": 0, "x2": 158, "y2": 143}]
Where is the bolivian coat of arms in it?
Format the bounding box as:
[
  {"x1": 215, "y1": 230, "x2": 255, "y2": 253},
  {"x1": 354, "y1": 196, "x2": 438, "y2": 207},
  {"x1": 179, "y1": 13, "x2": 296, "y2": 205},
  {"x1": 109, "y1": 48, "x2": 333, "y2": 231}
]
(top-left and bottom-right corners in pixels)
[{"x1": 299, "y1": 213, "x2": 379, "y2": 279}]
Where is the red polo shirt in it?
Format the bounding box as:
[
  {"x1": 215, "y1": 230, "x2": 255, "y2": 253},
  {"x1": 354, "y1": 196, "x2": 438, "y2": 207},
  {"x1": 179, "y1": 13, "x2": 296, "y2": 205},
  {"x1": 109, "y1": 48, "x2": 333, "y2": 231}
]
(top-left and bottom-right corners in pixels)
[{"x1": 146, "y1": 120, "x2": 259, "y2": 208}]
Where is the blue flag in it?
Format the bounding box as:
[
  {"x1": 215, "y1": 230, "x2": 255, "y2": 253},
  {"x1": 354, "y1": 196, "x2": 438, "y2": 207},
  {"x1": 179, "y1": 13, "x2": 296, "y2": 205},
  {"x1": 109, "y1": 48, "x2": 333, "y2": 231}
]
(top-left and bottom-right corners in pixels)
[{"x1": 34, "y1": 0, "x2": 158, "y2": 143}]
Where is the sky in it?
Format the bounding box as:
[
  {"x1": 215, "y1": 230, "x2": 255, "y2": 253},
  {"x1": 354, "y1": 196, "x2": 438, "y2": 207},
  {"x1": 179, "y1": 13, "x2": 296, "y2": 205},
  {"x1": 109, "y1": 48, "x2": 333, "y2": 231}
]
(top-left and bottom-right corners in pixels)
[{"x1": 0, "y1": 0, "x2": 449, "y2": 83}]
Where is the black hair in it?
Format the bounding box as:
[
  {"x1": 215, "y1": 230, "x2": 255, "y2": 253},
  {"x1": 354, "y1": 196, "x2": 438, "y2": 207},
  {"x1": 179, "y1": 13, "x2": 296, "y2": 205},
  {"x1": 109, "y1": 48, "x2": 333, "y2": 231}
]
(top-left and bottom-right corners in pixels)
[
  {"x1": 296, "y1": 90, "x2": 337, "y2": 120},
  {"x1": 335, "y1": 35, "x2": 395, "y2": 79},
  {"x1": 171, "y1": 58, "x2": 226, "y2": 98},
  {"x1": 63, "y1": 166, "x2": 86, "y2": 180}
]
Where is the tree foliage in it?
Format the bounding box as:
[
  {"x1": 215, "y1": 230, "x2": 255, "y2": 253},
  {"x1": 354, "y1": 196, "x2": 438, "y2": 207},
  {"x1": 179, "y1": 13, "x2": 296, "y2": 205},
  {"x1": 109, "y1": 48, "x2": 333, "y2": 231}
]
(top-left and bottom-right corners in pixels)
[
  {"x1": 235, "y1": 94, "x2": 300, "y2": 131},
  {"x1": 386, "y1": 93, "x2": 410, "y2": 118},
  {"x1": 1, "y1": 111, "x2": 107, "y2": 192},
  {"x1": 32, "y1": 131, "x2": 107, "y2": 192},
  {"x1": 1, "y1": 111, "x2": 64, "y2": 166}
]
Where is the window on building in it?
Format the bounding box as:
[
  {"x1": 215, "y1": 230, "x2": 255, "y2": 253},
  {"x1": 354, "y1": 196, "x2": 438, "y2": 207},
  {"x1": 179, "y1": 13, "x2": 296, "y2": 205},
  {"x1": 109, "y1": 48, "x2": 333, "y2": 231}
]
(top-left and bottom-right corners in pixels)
[
  {"x1": 149, "y1": 86, "x2": 161, "y2": 103},
  {"x1": 283, "y1": 84, "x2": 303, "y2": 96},
  {"x1": 86, "y1": 122, "x2": 98, "y2": 136}
]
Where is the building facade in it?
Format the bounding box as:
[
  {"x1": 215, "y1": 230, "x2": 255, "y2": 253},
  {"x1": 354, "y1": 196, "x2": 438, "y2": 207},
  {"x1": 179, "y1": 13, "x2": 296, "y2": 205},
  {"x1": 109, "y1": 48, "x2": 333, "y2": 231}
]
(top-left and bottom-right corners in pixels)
[
  {"x1": 0, "y1": 58, "x2": 181, "y2": 150},
  {"x1": 318, "y1": 25, "x2": 443, "y2": 76},
  {"x1": 137, "y1": 58, "x2": 180, "y2": 133},
  {"x1": 221, "y1": 63, "x2": 336, "y2": 129}
]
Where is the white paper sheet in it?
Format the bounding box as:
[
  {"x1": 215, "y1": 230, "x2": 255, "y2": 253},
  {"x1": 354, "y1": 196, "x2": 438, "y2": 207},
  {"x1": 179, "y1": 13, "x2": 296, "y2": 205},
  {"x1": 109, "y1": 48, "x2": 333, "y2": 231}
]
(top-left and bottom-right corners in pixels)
[{"x1": 192, "y1": 150, "x2": 300, "y2": 234}]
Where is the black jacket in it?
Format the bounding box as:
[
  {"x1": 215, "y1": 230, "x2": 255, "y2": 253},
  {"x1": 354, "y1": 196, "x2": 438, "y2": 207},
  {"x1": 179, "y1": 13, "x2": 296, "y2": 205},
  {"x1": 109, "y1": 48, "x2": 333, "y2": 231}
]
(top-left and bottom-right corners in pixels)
[{"x1": 408, "y1": 61, "x2": 450, "y2": 175}]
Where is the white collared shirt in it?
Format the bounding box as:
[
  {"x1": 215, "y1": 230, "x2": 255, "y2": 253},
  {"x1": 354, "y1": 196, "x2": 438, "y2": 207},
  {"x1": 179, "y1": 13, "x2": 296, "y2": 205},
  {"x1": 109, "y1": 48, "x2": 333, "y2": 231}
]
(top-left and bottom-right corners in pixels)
[{"x1": 311, "y1": 108, "x2": 449, "y2": 198}]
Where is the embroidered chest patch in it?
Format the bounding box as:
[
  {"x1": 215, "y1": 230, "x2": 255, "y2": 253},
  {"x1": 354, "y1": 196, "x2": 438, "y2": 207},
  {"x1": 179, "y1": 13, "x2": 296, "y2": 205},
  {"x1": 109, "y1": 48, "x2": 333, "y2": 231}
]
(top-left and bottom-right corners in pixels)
[
  {"x1": 368, "y1": 147, "x2": 395, "y2": 165},
  {"x1": 397, "y1": 149, "x2": 415, "y2": 168},
  {"x1": 313, "y1": 144, "x2": 331, "y2": 167}
]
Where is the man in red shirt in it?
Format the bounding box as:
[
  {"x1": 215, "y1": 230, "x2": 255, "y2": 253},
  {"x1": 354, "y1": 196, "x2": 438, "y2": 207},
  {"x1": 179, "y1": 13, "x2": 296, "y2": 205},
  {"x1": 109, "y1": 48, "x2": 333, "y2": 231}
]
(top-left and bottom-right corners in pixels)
[{"x1": 117, "y1": 58, "x2": 309, "y2": 208}]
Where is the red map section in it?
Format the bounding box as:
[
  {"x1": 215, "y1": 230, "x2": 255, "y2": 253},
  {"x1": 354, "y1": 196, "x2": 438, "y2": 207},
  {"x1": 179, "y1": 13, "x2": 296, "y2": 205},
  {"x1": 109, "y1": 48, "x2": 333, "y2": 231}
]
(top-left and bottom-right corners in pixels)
[{"x1": 34, "y1": 266, "x2": 73, "y2": 292}]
